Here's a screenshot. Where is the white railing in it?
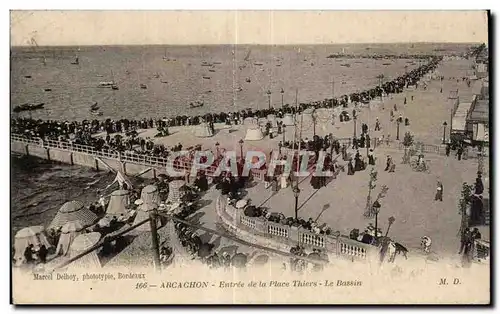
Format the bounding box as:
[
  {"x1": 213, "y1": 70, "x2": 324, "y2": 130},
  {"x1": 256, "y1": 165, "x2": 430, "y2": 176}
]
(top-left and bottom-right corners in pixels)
[
  {"x1": 299, "y1": 231, "x2": 326, "y2": 248},
  {"x1": 240, "y1": 215, "x2": 257, "y2": 230},
  {"x1": 267, "y1": 222, "x2": 289, "y2": 238},
  {"x1": 338, "y1": 238, "x2": 368, "y2": 259},
  {"x1": 10, "y1": 133, "x2": 186, "y2": 170}
]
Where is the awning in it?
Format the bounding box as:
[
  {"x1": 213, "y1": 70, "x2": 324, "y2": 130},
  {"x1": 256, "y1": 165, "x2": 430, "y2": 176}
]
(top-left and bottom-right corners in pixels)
[{"x1": 474, "y1": 123, "x2": 489, "y2": 142}]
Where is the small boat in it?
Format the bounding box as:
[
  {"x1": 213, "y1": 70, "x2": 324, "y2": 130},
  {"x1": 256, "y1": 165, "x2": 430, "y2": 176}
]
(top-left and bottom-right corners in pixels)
[
  {"x1": 253, "y1": 62, "x2": 263, "y2": 66},
  {"x1": 382, "y1": 63, "x2": 391, "y2": 66},
  {"x1": 245, "y1": 78, "x2": 251, "y2": 83},
  {"x1": 160, "y1": 80, "x2": 168, "y2": 84},
  {"x1": 91, "y1": 102, "x2": 99, "y2": 110},
  {"x1": 96, "y1": 74, "x2": 104, "y2": 77},
  {"x1": 340, "y1": 64, "x2": 351, "y2": 68},
  {"x1": 201, "y1": 62, "x2": 212, "y2": 67},
  {"x1": 189, "y1": 101, "x2": 204, "y2": 108},
  {"x1": 204, "y1": 90, "x2": 212, "y2": 94},
  {"x1": 140, "y1": 84, "x2": 147, "y2": 89},
  {"x1": 13, "y1": 103, "x2": 45, "y2": 113},
  {"x1": 70, "y1": 56, "x2": 79, "y2": 65},
  {"x1": 43, "y1": 88, "x2": 52, "y2": 92},
  {"x1": 153, "y1": 73, "x2": 160, "y2": 79},
  {"x1": 276, "y1": 64, "x2": 281, "y2": 67},
  {"x1": 203, "y1": 76, "x2": 211, "y2": 80},
  {"x1": 24, "y1": 75, "x2": 32, "y2": 79},
  {"x1": 111, "y1": 84, "x2": 119, "y2": 90},
  {"x1": 209, "y1": 69, "x2": 216, "y2": 72},
  {"x1": 98, "y1": 81, "x2": 115, "y2": 88},
  {"x1": 213, "y1": 61, "x2": 222, "y2": 65},
  {"x1": 91, "y1": 110, "x2": 103, "y2": 116}
]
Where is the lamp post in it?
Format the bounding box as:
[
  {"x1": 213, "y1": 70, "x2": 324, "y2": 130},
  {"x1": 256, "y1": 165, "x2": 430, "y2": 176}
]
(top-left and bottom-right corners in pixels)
[
  {"x1": 215, "y1": 141, "x2": 220, "y2": 159},
  {"x1": 372, "y1": 200, "x2": 381, "y2": 243},
  {"x1": 293, "y1": 186, "x2": 301, "y2": 220},
  {"x1": 442, "y1": 121, "x2": 448, "y2": 144},
  {"x1": 396, "y1": 120, "x2": 400, "y2": 141},
  {"x1": 280, "y1": 88, "x2": 284, "y2": 107},
  {"x1": 239, "y1": 139, "x2": 244, "y2": 161},
  {"x1": 267, "y1": 90, "x2": 272, "y2": 110},
  {"x1": 353, "y1": 116, "x2": 357, "y2": 139},
  {"x1": 385, "y1": 216, "x2": 395, "y2": 237}
]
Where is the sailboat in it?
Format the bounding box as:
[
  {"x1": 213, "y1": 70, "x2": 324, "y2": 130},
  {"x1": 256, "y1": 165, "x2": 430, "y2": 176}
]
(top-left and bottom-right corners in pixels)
[
  {"x1": 244, "y1": 49, "x2": 252, "y2": 62},
  {"x1": 71, "y1": 49, "x2": 79, "y2": 65},
  {"x1": 162, "y1": 48, "x2": 176, "y2": 61}
]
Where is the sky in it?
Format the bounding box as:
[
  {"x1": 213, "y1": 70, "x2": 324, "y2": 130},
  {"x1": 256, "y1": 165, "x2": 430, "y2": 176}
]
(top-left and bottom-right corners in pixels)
[{"x1": 10, "y1": 11, "x2": 489, "y2": 46}]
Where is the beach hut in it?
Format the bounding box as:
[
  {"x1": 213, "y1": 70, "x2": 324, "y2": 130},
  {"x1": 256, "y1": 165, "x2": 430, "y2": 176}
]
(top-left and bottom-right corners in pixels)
[
  {"x1": 194, "y1": 122, "x2": 214, "y2": 138},
  {"x1": 106, "y1": 189, "x2": 130, "y2": 216},
  {"x1": 132, "y1": 185, "x2": 161, "y2": 232},
  {"x1": 244, "y1": 127, "x2": 264, "y2": 141},
  {"x1": 14, "y1": 226, "x2": 52, "y2": 265},
  {"x1": 55, "y1": 221, "x2": 85, "y2": 256},
  {"x1": 49, "y1": 200, "x2": 98, "y2": 230},
  {"x1": 68, "y1": 232, "x2": 102, "y2": 270},
  {"x1": 282, "y1": 113, "x2": 295, "y2": 126},
  {"x1": 166, "y1": 180, "x2": 186, "y2": 205}
]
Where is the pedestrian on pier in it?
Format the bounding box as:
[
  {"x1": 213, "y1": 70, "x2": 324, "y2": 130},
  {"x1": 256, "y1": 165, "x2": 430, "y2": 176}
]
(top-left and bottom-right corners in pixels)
[{"x1": 434, "y1": 181, "x2": 443, "y2": 201}]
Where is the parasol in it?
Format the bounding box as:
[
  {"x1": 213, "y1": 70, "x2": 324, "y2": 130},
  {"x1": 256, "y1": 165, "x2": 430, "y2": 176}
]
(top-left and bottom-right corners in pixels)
[{"x1": 49, "y1": 200, "x2": 98, "y2": 230}]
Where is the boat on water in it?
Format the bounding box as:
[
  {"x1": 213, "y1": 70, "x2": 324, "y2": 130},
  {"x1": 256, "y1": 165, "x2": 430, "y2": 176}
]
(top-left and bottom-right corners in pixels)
[
  {"x1": 112, "y1": 84, "x2": 119, "y2": 90},
  {"x1": 201, "y1": 62, "x2": 213, "y2": 67},
  {"x1": 340, "y1": 64, "x2": 351, "y2": 68},
  {"x1": 245, "y1": 78, "x2": 251, "y2": 83},
  {"x1": 213, "y1": 61, "x2": 222, "y2": 65},
  {"x1": 153, "y1": 73, "x2": 160, "y2": 79},
  {"x1": 91, "y1": 102, "x2": 99, "y2": 110},
  {"x1": 140, "y1": 84, "x2": 147, "y2": 89},
  {"x1": 253, "y1": 62, "x2": 263, "y2": 66},
  {"x1": 13, "y1": 103, "x2": 45, "y2": 113},
  {"x1": 43, "y1": 88, "x2": 52, "y2": 92},
  {"x1": 189, "y1": 101, "x2": 204, "y2": 108},
  {"x1": 96, "y1": 74, "x2": 104, "y2": 77},
  {"x1": 202, "y1": 76, "x2": 211, "y2": 80},
  {"x1": 209, "y1": 69, "x2": 216, "y2": 72},
  {"x1": 160, "y1": 80, "x2": 168, "y2": 84},
  {"x1": 383, "y1": 63, "x2": 391, "y2": 66},
  {"x1": 276, "y1": 64, "x2": 281, "y2": 67},
  {"x1": 24, "y1": 75, "x2": 32, "y2": 79},
  {"x1": 98, "y1": 81, "x2": 115, "y2": 88},
  {"x1": 70, "y1": 56, "x2": 79, "y2": 65}
]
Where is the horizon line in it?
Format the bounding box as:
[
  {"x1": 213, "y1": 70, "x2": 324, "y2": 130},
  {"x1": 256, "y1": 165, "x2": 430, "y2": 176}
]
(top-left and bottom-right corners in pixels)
[{"x1": 10, "y1": 41, "x2": 484, "y2": 48}]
